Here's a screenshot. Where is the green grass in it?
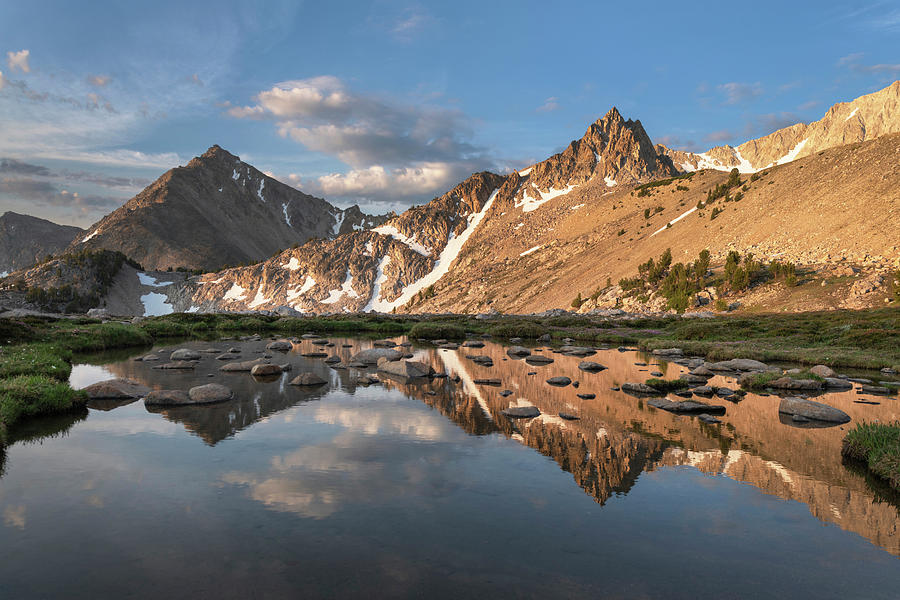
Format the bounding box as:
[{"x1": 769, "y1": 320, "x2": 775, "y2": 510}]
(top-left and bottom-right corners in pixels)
[
  {"x1": 0, "y1": 344, "x2": 73, "y2": 381},
  {"x1": 486, "y1": 321, "x2": 546, "y2": 338},
  {"x1": 739, "y1": 370, "x2": 824, "y2": 390},
  {"x1": 645, "y1": 378, "x2": 689, "y2": 392},
  {"x1": 0, "y1": 375, "x2": 88, "y2": 443},
  {"x1": 409, "y1": 322, "x2": 466, "y2": 340},
  {"x1": 842, "y1": 422, "x2": 900, "y2": 491}
]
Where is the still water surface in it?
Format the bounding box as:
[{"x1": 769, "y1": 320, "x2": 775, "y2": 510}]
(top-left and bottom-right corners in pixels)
[{"x1": 1, "y1": 336, "x2": 898, "y2": 598}]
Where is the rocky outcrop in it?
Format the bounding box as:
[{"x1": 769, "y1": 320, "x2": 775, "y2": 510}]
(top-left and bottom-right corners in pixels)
[
  {"x1": 778, "y1": 397, "x2": 851, "y2": 424},
  {"x1": 0, "y1": 212, "x2": 83, "y2": 274},
  {"x1": 68, "y1": 145, "x2": 386, "y2": 271},
  {"x1": 659, "y1": 81, "x2": 900, "y2": 172}
]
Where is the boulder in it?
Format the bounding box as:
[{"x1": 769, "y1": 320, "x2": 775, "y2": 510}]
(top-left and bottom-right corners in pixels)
[
  {"x1": 546, "y1": 376, "x2": 572, "y2": 387},
  {"x1": 501, "y1": 406, "x2": 540, "y2": 418},
  {"x1": 301, "y1": 351, "x2": 329, "y2": 358},
  {"x1": 289, "y1": 373, "x2": 328, "y2": 386},
  {"x1": 576, "y1": 393, "x2": 596, "y2": 400},
  {"x1": 187, "y1": 383, "x2": 234, "y2": 405},
  {"x1": 561, "y1": 346, "x2": 596, "y2": 357},
  {"x1": 698, "y1": 414, "x2": 722, "y2": 424},
  {"x1": 578, "y1": 361, "x2": 607, "y2": 372},
  {"x1": 220, "y1": 358, "x2": 266, "y2": 372},
  {"x1": 648, "y1": 397, "x2": 726, "y2": 415},
  {"x1": 778, "y1": 397, "x2": 851, "y2": 424},
  {"x1": 87, "y1": 308, "x2": 111, "y2": 319},
  {"x1": 859, "y1": 384, "x2": 893, "y2": 395},
  {"x1": 351, "y1": 348, "x2": 403, "y2": 365},
  {"x1": 652, "y1": 348, "x2": 683, "y2": 357},
  {"x1": 463, "y1": 340, "x2": 485, "y2": 348},
  {"x1": 83, "y1": 379, "x2": 150, "y2": 399},
  {"x1": 251, "y1": 364, "x2": 283, "y2": 376},
  {"x1": 824, "y1": 378, "x2": 853, "y2": 390},
  {"x1": 621, "y1": 382, "x2": 662, "y2": 395},
  {"x1": 506, "y1": 346, "x2": 531, "y2": 357},
  {"x1": 474, "y1": 378, "x2": 502, "y2": 386},
  {"x1": 538, "y1": 333, "x2": 552, "y2": 343},
  {"x1": 324, "y1": 355, "x2": 342, "y2": 364},
  {"x1": 558, "y1": 412, "x2": 580, "y2": 420},
  {"x1": 377, "y1": 357, "x2": 432, "y2": 378},
  {"x1": 144, "y1": 390, "x2": 192, "y2": 406},
  {"x1": 680, "y1": 374, "x2": 709, "y2": 384},
  {"x1": 525, "y1": 355, "x2": 554, "y2": 365},
  {"x1": 769, "y1": 377, "x2": 825, "y2": 391},
  {"x1": 311, "y1": 339, "x2": 330, "y2": 346},
  {"x1": 690, "y1": 366, "x2": 714, "y2": 377},
  {"x1": 266, "y1": 340, "x2": 293, "y2": 351},
  {"x1": 373, "y1": 339, "x2": 397, "y2": 347},
  {"x1": 692, "y1": 386, "x2": 714, "y2": 397},
  {"x1": 809, "y1": 365, "x2": 835, "y2": 378},
  {"x1": 708, "y1": 359, "x2": 770, "y2": 372},
  {"x1": 170, "y1": 348, "x2": 201, "y2": 361}
]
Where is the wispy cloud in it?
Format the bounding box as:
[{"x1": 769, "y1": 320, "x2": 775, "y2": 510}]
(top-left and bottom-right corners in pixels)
[
  {"x1": 87, "y1": 74, "x2": 111, "y2": 87},
  {"x1": 836, "y1": 51, "x2": 900, "y2": 73},
  {"x1": 536, "y1": 96, "x2": 560, "y2": 113},
  {"x1": 717, "y1": 82, "x2": 764, "y2": 105}
]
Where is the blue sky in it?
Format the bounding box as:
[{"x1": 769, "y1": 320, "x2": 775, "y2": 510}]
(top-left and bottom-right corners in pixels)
[{"x1": 0, "y1": 0, "x2": 898, "y2": 226}]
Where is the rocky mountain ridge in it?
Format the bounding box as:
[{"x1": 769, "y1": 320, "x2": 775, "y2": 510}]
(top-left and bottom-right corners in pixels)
[
  {"x1": 68, "y1": 145, "x2": 387, "y2": 271},
  {"x1": 0, "y1": 212, "x2": 83, "y2": 275},
  {"x1": 658, "y1": 81, "x2": 900, "y2": 172}
]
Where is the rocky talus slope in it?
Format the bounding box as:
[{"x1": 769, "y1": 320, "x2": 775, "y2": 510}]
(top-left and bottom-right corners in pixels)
[
  {"x1": 658, "y1": 81, "x2": 900, "y2": 172},
  {"x1": 0, "y1": 212, "x2": 83, "y2": 274},
  {"x1": 69, "y1": 145, "x2": 386, "y2": 272}
]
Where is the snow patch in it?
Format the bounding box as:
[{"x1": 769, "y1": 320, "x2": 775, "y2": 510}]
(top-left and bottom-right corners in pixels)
[
  {"x1": 232, "y1": 168, "x2": 240, "y2": 181},
  {"x1": 319, "y1": 270, "x2": 358, "y2": 304},
  {"x1": 223, "y1": 283, "x2": 247, "y2": 302},
  {"x1": 81, "y1": 229, "x2": 101, "y2": 243},
  {"x1": 247, "y1": 287, "x2": 270, "y2": 309},
  {"x1": 364, "y1": 241, "x2": 374, "y2": 256},
  {"x1": 283, "y1": 257, "x2": 301, "y2": 271},
  {"x1": 185, "y1": 306, "x2": 199, "y2": 313},
  {"x1": 845, "y1": 107, "x2": 859, "y2": 121},
  {"x1": 362, "y1": 254, "x2": 393, "y2": 312},
  {"x1": 0, "y1": 271, "x2": 8, "y2": 278},
  {"x1": 137, "y1": 272, "x2": 172, "y2": 287},
  {"x1": 140, "y1": 293, "x2": 174, "y2": 317},
  {"x1": 517, "y1": 167, "x2": 533, "y2": 176},
  {"x1": 570, "y1": 203, "x2": 585, "y2": 210},
  {"x1": 367, "y1": 188, "x2": 500, "y2": 312},
  {"x1": 287, "y1": 276, "x2": 316, "y2": 302},
  {"x1": 372, "y1": 224, "x2": 431, "y2": 256},
  {"x1": 604, "y1": 176, "x2": 617, "y2": 187},
  {"x1": 332, "y1": 210, "x2": 345, "y2": 237},
  {"x1": 773, "y1": 138, "x2": 808, "y2": 166},
  {"x1": 256, "y1": 179, "x2": 265, "y2": 202},
  {"x1": 282, "y1": 202, "x2": 292, "y2": 227},
  {"x1": 519, "y1": 245, "x2": 541, "y2": 257},
  {"x1": 516, "y1": 183, "x2": 577, "y2": 213},
  {"x1": 651, "y1": 206, "x2": 697, "y2": 236}
]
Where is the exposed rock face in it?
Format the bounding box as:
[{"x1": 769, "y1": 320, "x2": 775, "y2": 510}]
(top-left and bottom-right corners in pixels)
[
  {"x1": 0, "y1": 212, "x2": 83, "y2": 274},
  {"x1": 659, "y1": 81, "x2": 900, "y2": 172},
  {"x1": 68, "y1": 145, "x2": 386, "y2": 271}
]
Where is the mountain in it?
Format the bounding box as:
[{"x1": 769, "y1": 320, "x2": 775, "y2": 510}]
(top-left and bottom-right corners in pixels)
[
  {"x1": 0, "y1": 212, "x2": 83, "y2": 275},
  {"x1": 658, "y1": 81, "x2": 900, "y2": 172},
  {"x1": 166, "y1": 108, "x2": 684, "y2": 313},
  {"x1": 68, "y1": 145, "x2": 387, "y2": 271}
]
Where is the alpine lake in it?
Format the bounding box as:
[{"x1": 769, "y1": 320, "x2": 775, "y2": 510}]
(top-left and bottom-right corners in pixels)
[{"x1": 1, "y1": 334, "x2": 898, "y2": 599}]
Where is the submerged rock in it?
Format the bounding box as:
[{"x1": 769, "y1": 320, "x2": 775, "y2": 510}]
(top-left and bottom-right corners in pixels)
[
  {"x1": 154, "y1": 362, "x2": 196, "y2": 370},
  {"x1": 266, "y1": 340, "x2": 293, "y2": 351},
  {"x1": 144, "y1": 390, "x2": 192, "y2": 406},
  {"x1": 251, "y1": 363, "x2": 283, "y2": 376},
  {"x1": 170, "y1": 349, "x2": 201, "y2": 361},
  {"x1": 83, "y1": 379, "x2": 151, "y2": 399},
  {"x1": 289, "y1": 373, "x2": 328, "y2": 386},
  {"x1": 648, "y1": 397, "x2": 726, "y2": 415},
  {"x1": 525, "y1": 355, "x2": 554, "y2": 365},
  {"x1": 577, "y1": 361, "x2": 607, "y2": 372},
  {"x1": 377, "y1": 357, "x2": 432, "y2": 378},
  {"x1": 558, "y1": 412, "x2": 580, "y2": 420},
  {"x1": 502, "y1": 406, "x2": 540, "y2": 418},
  {"x1": 621, "y1": 382, "x2": 662, "y2": 395},
  {"x1": 507, "y1": 345, "x2": 531, "y2": 357},
  {"x1": 546, "y1": 376, "x2": 572, "y2": 387},
  {"x1": 577, "y1": 393, "x2": 596, "y2": 400},
  {"x1": 220, "y1": 358, "x2": 266, "y2": 372}
]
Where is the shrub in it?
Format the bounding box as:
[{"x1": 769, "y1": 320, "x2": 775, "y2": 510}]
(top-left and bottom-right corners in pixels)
[
  {"x1": 409, "y1": 322, "x2": 465, "y2": 340},
  {"x1": 714, "y1": 298, "x2": 728, "y2": 311},
  {"x1": 571, "y1": 293, "x2": 584, "y2": 309},
  {"x1": 486, "y1": 321, "x2": 545, "y2": 338},
  {"x1": 842, "y1": 422, "x2": 900, "y2": 491}
]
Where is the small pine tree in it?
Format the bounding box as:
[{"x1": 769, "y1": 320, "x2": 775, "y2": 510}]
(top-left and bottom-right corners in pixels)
[{"x1": 571, "y1": 292, "x2": 584, "y2": 309}]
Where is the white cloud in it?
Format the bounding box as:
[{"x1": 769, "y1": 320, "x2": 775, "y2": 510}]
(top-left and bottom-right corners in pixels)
[
  {"x1": 315, "y1": 162, "x2": 464, "y2": 198},
  {"x1": 7, "y1": 49, "x2": 30, "y2": 73},
  {"x1": 0, "y1": 70, "x2": 4, "y2": 91}
]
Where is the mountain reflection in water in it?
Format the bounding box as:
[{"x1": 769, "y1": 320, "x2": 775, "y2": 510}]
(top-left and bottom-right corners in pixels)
[{"x1": 81, "y1": 335, "x2": 900, "y2": 558}]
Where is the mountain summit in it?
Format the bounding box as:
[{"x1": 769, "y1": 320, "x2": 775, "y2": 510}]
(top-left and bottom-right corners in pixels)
[{"x1": 70, "y1": 146, "x2": 386, "y2": 271}]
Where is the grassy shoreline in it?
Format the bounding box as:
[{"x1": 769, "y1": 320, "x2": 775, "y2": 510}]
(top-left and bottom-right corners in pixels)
[
  {"x1": 0, "y1": 308, "x2": 897, "y2": 444},
  {"x1": 843, "y1": 422, "x2": 900, "y2": 492}
]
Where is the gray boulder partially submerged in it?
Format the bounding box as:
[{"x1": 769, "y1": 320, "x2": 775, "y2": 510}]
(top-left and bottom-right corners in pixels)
[
  {"x1": 778, "y1": 396, "x2": 850, "y2": 424},
  {"x1": 82, "y1": 379, "x2": 151, "y2": 399},
  {"x1": 220, "y1": 358, "x2": 266, "y2": 372},
  {"x1": 502, "y1": 406, "x2": 540, "y2": 418},
  {"x1": 377, "y1": 357, "x2": 432, "y2": 378},
  {"x1": 188, "y1": 383, "x2": 234, "y2": 405},
  {"x1": 289, "y1": 373, "x2": 328, "y2": 386},
  {"x1": 351, "y1": 348, "x2": 403, "y2": 365}
]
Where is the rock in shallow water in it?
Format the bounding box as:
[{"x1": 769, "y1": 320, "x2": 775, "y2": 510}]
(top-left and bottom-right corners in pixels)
[
  {"x1": 144, "y1": 390, "x2": 192, "y2": 406},
  {"x1": 502, "y1": 406, "x2": 540, "y2": 418},
  {"x1": 546, "y1": 376, "x2": 572, "y2": 387},
  {"x1": 187, "y1": 383, "x2": 234, "y2": 405},
  {"x1": 578, "y1": 361, "x2": 606, "y2": 372},
  {"x1": 289, "y1": 373, "x2": 328, "y2": 386},
  {"x1": 83, "y1": 379, "x2": 150, "y2": 399},
  {"x1": 251, "y1": 363, "x2": 283, "y2": 376},
  {"x1": 778, "y1": 396, "x2": 850, "y2": 424},
  {"x1": 350, "y1": 348, "x2": 402, "y2": 365}
]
